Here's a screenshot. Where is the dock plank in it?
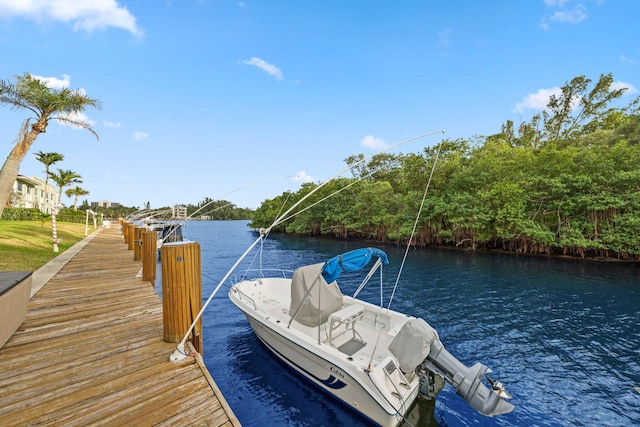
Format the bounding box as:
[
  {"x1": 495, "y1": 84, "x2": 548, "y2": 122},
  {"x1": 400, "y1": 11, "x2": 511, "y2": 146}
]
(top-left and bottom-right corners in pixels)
[{"x1": 0, "y1": 226, "x2": 240, "y2": 427}]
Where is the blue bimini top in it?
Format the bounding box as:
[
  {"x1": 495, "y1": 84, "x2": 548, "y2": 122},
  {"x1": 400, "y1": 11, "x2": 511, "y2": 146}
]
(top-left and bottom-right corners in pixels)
[{"x1": 321, "y1": 247, "x2": 389, "y2": 283}]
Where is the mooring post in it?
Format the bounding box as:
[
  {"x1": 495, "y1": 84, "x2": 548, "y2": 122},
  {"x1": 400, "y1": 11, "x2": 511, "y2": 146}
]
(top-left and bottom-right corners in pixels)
[
  {"x1": 141, "y1": 230, "x2": 157, "y2": 286},
  {"x1": 126, "y1": 223, "x2": 136, "y2": 251},
  {"x1": 119, "y1": 218, "x2": 127, "y2": 243},
  {"x1": 160, "y1": 241, "x2": 203, "y2": 355},
  {"x1": 121, "y1": 219, "x2": 129, "y2": 244},
  {"x1": 133, "y1": 227, "x2": 143, "y2": 261}
]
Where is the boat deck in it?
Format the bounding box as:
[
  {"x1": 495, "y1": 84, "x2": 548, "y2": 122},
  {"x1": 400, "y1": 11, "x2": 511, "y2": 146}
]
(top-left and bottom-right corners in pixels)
[
  {"x1": 234, "y1": 277, "x2": 401, "y2": 368},
  {"x1": 0, "y1": 225, "x2": 239, "y2": 427}
]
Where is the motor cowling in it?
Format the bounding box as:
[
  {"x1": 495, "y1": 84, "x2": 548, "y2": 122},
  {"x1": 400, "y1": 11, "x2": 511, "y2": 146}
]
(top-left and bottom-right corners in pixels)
[
  {"x1": 389, "y1": 318, "x2": 513, "y2": 417},
  {"x1": 423, "y1": 340, "x2": 514, "y2": 416}
]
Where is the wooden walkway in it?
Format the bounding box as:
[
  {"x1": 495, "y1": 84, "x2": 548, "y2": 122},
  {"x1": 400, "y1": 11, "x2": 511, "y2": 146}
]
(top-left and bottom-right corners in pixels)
[{"x1": 0, "y1": 226, "x2": 240, "y2": 427}]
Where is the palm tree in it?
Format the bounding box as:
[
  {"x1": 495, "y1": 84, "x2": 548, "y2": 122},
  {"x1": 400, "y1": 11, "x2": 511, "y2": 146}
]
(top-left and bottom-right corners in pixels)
[
  {"x1": 65, "y1": 186, "x2": 90, "y2": 211},
  {"x1": 47, "y1": 168, "x2": 82, "y2": 254},
  {"x1": 49, "y1": 169, "x2": 82, "y2": 207},
  {"x1": 0, "y1": 73, "x2": 101, "y2": 218},
  {"x1": 34, "y1": 151, "x2": 64, "y2": 213}
]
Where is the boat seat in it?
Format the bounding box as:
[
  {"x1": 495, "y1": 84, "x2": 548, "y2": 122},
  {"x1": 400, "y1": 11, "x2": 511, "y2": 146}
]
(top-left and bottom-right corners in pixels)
[{"x1": 328, "y1": 304, "x2": 365, "y2": 349}]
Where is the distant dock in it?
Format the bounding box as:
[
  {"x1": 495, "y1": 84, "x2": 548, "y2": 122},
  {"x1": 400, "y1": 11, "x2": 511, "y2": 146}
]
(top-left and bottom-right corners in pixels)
[{"x1": 0, "y1": 226, "x2": 240, "y2": 426}]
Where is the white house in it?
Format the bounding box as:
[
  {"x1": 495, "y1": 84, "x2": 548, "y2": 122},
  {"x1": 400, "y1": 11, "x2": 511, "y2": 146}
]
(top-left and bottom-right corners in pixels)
[{"x1": 11, "y1": 175, "x2": 58, "y2": 213}]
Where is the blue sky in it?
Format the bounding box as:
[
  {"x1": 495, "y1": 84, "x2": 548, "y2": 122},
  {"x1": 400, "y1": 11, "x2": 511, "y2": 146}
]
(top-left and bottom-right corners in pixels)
[{"x1": 0, "y1": 0, "x2": 638, "y2": 209}]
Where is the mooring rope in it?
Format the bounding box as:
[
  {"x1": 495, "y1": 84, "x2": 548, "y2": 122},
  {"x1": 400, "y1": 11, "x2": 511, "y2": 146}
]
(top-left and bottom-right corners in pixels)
[
  {"x1": 387, "y1": 134, "x2": 445, "y2": 310},
  {"x1": 170, "y1": 130, "x2": 446, "y2": 361}
]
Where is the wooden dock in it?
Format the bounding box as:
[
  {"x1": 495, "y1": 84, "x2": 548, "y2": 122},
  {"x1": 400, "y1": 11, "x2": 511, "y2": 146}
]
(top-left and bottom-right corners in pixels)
[{"x1": 0, "y1": 226, "x2": 240, "y2": 426}]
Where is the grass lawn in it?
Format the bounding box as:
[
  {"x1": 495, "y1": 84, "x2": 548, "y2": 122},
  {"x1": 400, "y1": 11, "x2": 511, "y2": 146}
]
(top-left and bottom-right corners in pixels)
[{"x1": 0, "y1": 220, "x2": 91, "y2": 272}]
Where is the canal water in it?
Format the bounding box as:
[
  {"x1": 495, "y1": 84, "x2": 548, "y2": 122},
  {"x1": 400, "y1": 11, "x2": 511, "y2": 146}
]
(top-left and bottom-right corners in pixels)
[{"x1": 168, "y1": 220, "x2": 640, "y2": 427}]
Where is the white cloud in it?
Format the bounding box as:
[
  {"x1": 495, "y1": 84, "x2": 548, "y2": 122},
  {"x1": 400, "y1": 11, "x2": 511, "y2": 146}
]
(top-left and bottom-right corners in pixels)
[
  {"x1": 543, "y1": 0, "x2": 573, "y2": 7},
  {"x1": 611, "y1": 80, "x2": 638, "y2": 94},
  {"x1": 133, "y1": 131, "x2": 148, "y2": 140},
  {"x1": 293, "y1": 171, "x2": 314, "y2": 183},
  {"x1": 514, "y1": 79, "x2": 637, "y2": 114},
  {"x1": 360, "y1": 135, "x2": 387, "y2": 150},
  {"x1": 102, "y1": 120, "x2": 121, "y2": 128},
  {"x1": 619, "y1": 54, "x2": 636, "y2": 64},
  {"x1": 0, "y1": 0, "x2": 142, "y2": 36},
  {"x1": 514, "y1": 87, "x2": 561, "y2": 113},
  {"x1": 28, "y1": 74, "x2": 97, "y2": 128},
  {"x1": 242, "y1": 57, "x2": 284, "y2": 80},
  {"x1": 56, "y1": 111, "x2": 95, "y2": 131},
  {"x1": 540, "y1": 0, "x2": 587, "y2": 30},
  {"x1": 31, "y1": 73, "x2": 71, "y2": 89},
  {"x1": 549, "y1": 6, "x2": 586, "y2": 24}
]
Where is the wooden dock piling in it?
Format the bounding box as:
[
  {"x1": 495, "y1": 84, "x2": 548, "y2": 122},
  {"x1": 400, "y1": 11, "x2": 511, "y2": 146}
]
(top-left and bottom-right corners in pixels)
[
  {"x1": 133, "y1": 226, "x2": 143, "y2": 261},
  {"x1": 161, "y1": 241, "x2": 203, "y2": 355},
  {"x1": 121, "y1": 219, "x2": 130, "y2": 245},
  {"x1": 141, "y1": 230, "x2": 157, "y2": 285},
  {"x1": 126, "y1": 223, "x2": 136, "y2": 250}
]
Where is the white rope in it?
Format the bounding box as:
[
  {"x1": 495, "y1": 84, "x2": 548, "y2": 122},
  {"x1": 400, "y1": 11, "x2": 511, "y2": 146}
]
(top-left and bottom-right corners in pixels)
[
  {"x1": 186, "y1": 175, "x2": 294, "y2": 221},
  {"x1": 161, "y1": 176, "x2": 295, "y2": 244},
  {"x1": 276, "y1": 165, "x2": 383, "y2": 226},
  {"x1": 268, "y1": 130, "x2": 446, "y2": 233},
  {"x1": 387, "y1": 134, "x2": 445, "y2": 310},
  {"x1": 170, "y1": 130, "x2": 445, "y2": 361},
  {"x1": 364, "y1": 133, "x2": 446, "y2": 372}
]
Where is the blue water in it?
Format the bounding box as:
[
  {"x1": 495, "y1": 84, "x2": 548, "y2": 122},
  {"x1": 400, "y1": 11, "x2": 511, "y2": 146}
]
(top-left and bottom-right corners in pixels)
[{"x1": 170, "y1": 220, "x2": 640, "y2": 427}]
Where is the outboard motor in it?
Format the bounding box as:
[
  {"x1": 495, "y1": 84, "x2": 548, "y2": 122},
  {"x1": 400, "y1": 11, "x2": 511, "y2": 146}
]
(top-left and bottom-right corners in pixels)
[
  {"x1": 389, "y1": 318, "x2": 513, "y2": 417},
  {"x1": 423, "y1": 339, "x2": 513, "y2": 416}
]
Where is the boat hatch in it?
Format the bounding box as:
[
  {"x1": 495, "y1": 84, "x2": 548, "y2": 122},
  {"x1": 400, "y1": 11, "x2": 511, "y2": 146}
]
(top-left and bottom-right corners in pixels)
[{"x1": 337, "y1": 339, "x2": 366, "y2": 356}]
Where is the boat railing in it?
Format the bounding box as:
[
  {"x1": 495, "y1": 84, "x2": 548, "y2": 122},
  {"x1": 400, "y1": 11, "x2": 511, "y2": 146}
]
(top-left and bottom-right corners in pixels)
[
  {"x1": 233, "y1": 288, "x2": 257, "y2": 311},
  {"x1": 233, "y1": 269, "x2": 294, "y2": 282}
]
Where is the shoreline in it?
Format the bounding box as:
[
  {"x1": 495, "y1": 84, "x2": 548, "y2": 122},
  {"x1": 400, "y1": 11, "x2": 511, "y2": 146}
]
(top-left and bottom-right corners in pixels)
[{"x1": 263, "y1": 229, "x2": 640, "y2": 263}]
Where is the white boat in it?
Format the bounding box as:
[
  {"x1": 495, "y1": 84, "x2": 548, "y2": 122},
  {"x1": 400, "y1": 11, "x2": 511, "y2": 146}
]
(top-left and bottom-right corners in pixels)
[
  {"x1": 229, "y1": 247, "x2": 514, "y2": 426},
  {"x1": 169, "y1": 131, "x2": 513, "y2": 425}
]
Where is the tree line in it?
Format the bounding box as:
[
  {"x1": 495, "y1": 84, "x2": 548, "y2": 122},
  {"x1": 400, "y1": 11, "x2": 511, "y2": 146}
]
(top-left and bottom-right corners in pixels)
[
  {"x1": 180, "y1": 197, "x2": 253, "y2": 220},
  {"x1": 250, "y1": 74, "x2": 640, "y2": 260},
  {"x1": 3, "y1": 72, "x2": 639, "y2": 259}
]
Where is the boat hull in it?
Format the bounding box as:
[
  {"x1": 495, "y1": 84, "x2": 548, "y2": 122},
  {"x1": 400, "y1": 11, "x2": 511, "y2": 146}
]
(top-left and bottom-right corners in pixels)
[{"x1": 238, "y1": 308, "x2": 417, "y2": 427}]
